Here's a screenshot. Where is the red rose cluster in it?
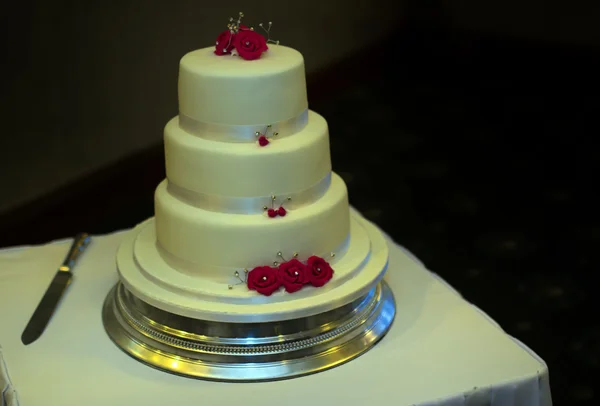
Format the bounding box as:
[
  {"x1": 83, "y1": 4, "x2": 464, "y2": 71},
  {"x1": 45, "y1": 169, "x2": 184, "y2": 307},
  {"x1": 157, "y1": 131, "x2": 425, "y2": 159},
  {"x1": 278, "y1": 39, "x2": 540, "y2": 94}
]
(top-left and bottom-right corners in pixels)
[
  {"x1": 267, "y1": 206, "x2": 286, "y2": 218},
  {"x1": 247, "y1": 256, "x2": 334, "y2": 296},
  {"x1": 214, "y1": 25, "x2": 268, "y2": 61}
]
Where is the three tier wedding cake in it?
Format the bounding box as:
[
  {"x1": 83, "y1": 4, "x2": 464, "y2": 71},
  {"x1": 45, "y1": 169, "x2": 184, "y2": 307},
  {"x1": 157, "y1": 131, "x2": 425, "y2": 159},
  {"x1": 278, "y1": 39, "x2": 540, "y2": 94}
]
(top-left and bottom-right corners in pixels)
[{"x1": 104, "y1": 13, "x2": 394, "y2": 380}]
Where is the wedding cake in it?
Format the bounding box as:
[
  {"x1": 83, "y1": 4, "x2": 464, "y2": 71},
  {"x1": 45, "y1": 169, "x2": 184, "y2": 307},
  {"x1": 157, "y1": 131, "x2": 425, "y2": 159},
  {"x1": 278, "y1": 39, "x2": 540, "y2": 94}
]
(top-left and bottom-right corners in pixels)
[
  {"x1": 115, "y1": 14, "x2": 389, "y2": 321},
  {"x1": 104, "y1": 13, "x2": 394, "y2": 380}
]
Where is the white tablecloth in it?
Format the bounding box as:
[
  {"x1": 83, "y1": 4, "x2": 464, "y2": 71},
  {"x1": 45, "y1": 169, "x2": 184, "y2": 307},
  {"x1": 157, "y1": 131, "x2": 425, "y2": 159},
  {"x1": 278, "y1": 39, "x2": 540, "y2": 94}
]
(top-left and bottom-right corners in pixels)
[{"x1": 0, "y1": 224, "x2": 552, "y2": 406}]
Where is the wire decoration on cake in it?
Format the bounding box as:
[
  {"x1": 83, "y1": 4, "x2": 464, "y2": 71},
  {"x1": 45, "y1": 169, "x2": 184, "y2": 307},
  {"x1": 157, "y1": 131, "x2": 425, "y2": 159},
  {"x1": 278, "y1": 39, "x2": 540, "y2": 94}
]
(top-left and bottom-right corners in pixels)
[
  {"x1": 258, "y1": 21, "x2": 279, "y2": 45},
  {"x1": 255, "y1": 124, "x2": 279, "y2": 146},
  {"x1": 228, "y1": 251, "x2": 336, "y2": 295},
  {"x1": 214, "y1": 12, "x2": 279, "y2": 61}
]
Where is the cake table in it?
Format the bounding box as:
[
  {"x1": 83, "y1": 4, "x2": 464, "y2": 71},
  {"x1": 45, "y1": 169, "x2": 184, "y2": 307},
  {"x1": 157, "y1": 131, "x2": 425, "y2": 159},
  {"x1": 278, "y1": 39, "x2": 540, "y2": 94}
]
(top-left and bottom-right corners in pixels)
[{"x1": 0, "y1": 217, "x2": 552, "y2": 406}]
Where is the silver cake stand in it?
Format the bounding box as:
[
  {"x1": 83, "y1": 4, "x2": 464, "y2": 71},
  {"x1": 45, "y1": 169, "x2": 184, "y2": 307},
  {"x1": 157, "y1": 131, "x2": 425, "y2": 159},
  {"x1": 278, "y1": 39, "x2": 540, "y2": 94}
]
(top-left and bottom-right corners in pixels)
[{"x1": 102, "y1": 279, "x2": 395, "y2": 382}]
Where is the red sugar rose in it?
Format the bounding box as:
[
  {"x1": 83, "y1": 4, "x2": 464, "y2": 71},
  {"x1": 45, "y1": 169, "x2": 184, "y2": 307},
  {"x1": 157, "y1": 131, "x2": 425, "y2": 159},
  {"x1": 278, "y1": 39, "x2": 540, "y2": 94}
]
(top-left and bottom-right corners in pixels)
[
  {"x1": 233, "y1": 29, "x2": 268, "y2": 60},
  {"x1": 258, "y1": 135, "x2": 269, "y2": 146},
  {"x1": 306, "y1": 256, "x2": 334, "y2": 287},
  {"x1": 247, "y1": 266, "x2": 280, "y2": 296},
  {"x1": 278, "y1": 259, "x2": 308, "y2": 293},
  {"x1": 214, "y1": 30, "x2": 235, "y2": 55}
]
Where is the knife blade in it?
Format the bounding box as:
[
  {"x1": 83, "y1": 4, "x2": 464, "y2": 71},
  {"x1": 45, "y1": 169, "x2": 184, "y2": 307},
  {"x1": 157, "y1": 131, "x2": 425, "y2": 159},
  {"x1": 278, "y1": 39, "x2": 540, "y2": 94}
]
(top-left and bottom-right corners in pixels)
[{"x1": 21, "y1": 232, "x2": 91, "y2": 345}]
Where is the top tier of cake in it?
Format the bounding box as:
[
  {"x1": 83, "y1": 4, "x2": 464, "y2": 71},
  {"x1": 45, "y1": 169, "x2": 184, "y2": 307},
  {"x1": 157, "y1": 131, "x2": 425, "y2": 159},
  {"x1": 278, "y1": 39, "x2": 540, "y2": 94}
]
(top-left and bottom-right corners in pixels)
[{"x1": 178, "y1": 45, "x2": 308, "y2": 126}]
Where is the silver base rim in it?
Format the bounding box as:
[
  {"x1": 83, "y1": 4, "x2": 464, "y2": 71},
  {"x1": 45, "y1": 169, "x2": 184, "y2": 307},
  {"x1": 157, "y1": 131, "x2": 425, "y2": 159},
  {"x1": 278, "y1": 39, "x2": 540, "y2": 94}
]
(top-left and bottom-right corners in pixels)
[{"x1": 102, "y1": 280, "x2": 396, "y2": 382}]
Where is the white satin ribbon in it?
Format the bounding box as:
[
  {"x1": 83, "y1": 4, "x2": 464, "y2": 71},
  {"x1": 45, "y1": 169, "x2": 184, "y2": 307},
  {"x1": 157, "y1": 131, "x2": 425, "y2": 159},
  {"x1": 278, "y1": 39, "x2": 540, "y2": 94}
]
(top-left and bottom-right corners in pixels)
[
  {"x1": 179, "y1": 109, "x2": 309, "y2": 142},
  {"x1": 153, "y1": 235, "x2": 351, "y2": 285},
  {"x1": 167, "y1": 173, "x2": 331, "y2": 214}
]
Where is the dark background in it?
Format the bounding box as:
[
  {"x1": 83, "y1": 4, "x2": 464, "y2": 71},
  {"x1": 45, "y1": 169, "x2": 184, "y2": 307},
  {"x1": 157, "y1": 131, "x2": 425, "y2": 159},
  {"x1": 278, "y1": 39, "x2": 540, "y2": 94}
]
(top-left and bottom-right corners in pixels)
[{"x1": 1, "y1": 1, "x2": 599, "y2": 404}]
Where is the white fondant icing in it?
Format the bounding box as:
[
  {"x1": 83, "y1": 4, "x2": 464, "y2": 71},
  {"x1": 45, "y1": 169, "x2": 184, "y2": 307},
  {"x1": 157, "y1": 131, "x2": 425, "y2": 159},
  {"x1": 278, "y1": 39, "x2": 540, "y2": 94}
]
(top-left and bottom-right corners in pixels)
[
  {"x1": 129, "y1": 216, "x2": 370, "y2": 304},
  {"x1": 165, "y1": 110, "x2": 331, "y2": 198},
  {"x1": 154, "y1": 173, "x2": 350, "y2": 269},
  {"x1": 178, "y1": 45, "x2": 307, "y2": 125},
  {"x1": 117, "y1": 209, "x2": 388, "y2": 322}
]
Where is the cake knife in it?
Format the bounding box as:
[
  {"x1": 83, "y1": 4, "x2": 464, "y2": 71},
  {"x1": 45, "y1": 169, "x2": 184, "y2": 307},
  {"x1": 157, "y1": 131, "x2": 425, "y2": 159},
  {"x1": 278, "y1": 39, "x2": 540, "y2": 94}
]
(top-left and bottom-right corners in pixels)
[{"x1": 20, "y1": 233, "x2": 91, "y2": 345}]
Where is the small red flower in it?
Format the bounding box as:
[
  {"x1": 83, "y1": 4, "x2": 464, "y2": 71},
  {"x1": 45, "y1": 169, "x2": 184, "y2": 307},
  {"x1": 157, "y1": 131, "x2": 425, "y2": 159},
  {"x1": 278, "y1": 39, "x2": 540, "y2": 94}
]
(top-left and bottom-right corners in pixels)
[
  {"x1": 247, "y1": 266, "x2": 280, "y2": 296},
  {"x1": 214, "y1": 30, "x2": 235, "y2": 55},
  {"x1": 306, "y1": 256, "x2": 334, "y2": 287},
  {"x1": 278, "y1": 259, "x2": 308, "y2": 293},
  {"x1": 277, "y1": 206, "x2": 287, "y2": 217},
  {"x1": 267, "y1": 208, "x2": 277, "y2": 218},
  {"x1": 233, "y1": 29, "x2": 268, "y2": 60},
  {"x1": 258, "y1": 135, "x2": 269, "y2": 146}
]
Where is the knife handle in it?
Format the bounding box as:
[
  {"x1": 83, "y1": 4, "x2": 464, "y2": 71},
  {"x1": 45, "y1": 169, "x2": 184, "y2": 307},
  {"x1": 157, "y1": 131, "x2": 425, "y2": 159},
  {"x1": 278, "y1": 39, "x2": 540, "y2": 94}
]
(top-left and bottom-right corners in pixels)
[{"x1": 60, "y1": 232, "x2": 91, "y2": 270}]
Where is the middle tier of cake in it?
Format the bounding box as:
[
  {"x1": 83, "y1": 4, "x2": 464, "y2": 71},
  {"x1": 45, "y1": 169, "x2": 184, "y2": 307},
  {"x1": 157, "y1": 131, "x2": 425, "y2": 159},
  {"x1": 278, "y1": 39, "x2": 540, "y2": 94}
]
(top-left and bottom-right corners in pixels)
[
  {"x1": 165, "y1": 110, "x2": 331, "y2": 200},
  {"x1": 155, "y1": 172, "x2": 350, "y2": 272}
]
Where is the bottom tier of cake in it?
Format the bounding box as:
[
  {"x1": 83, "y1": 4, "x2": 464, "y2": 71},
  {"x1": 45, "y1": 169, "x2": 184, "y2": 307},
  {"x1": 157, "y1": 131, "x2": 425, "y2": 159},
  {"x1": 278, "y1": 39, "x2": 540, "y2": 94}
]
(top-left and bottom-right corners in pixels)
[{"x1": 116, "y1": 208, "x2": 389, "y2": 323}]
